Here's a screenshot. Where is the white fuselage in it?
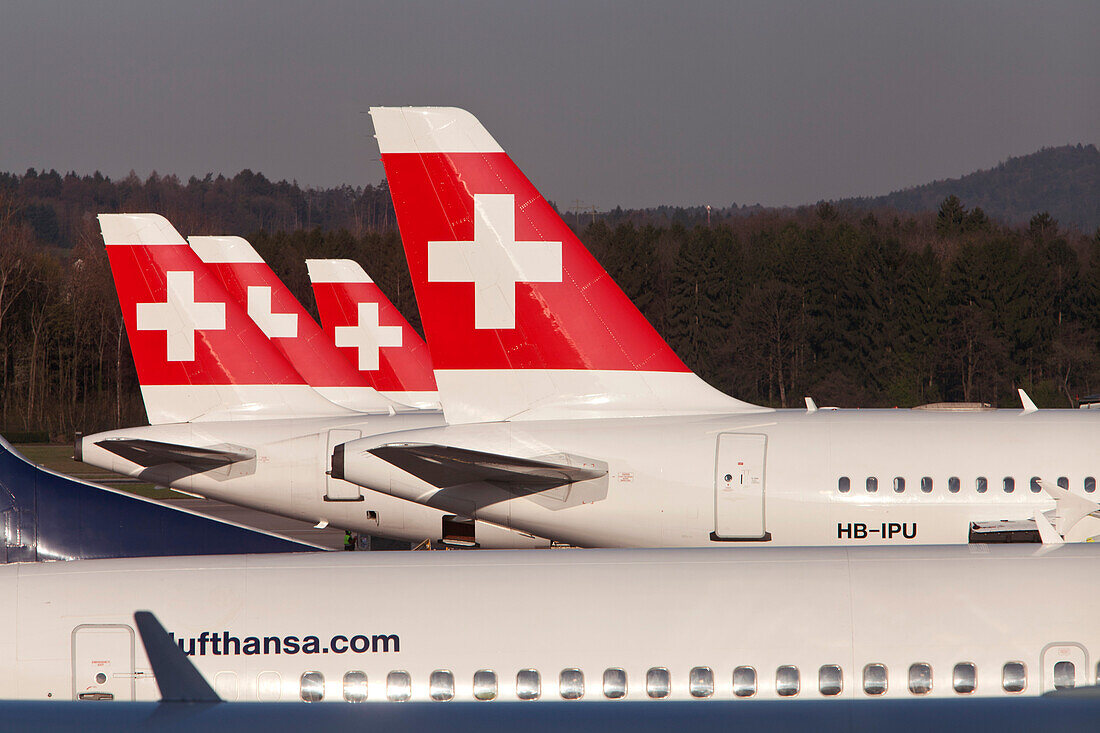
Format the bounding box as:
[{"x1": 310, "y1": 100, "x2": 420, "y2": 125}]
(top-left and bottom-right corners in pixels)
[
  {"x1": 78, "y1": 414, "x2": 548, "y2": 549},
  {"x1": 4, "y1": 544, "x2": 1099, "y2": 703},
  {"x1": 339, "y1": 407, "x2": 1100, "y2": 547}
]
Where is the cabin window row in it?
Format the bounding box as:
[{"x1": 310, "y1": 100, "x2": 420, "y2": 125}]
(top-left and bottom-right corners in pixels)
[
  {"x1": 297, "y1": 659, "x2": 1082, "y2": 701},
  {"x1": 732, "y1": 661, "x2": 1015, "y2": 697},
  {"x1": 837, "y1": 475, "x2": 1096, "y2": 494}
]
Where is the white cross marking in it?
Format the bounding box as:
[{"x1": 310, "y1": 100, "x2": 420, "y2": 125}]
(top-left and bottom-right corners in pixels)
[
  {"x1": 334, "y1": 302, "x2": 403, "y2": 371},
  {"x1": 428, "y1": 193, "x2": 562, "y2": 330},
  {"x1": 246, "y1": 285, "x2": 298, "y2": 339},
  {"x1": 136, "y1": 270, "x2": 226, "y2": 362}
]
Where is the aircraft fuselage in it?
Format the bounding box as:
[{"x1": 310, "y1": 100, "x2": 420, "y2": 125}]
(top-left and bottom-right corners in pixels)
[{"x1": 338, "y1": 407, "x2": 1100, "y2": 547}]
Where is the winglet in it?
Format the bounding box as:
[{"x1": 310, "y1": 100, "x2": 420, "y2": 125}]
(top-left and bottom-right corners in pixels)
[
  {"x1": 1018, "y1": 389, "x2": 1038, "y2": 414},
  {"x1": 1034, "y1": 510, "x2": 1065, "y2": 545},
  {"x1": 134, "y1": 611, "x2": 221, "y2": 703},
  {"x1": 805, "y1": 397, "x2": 818, "y2": 413}
]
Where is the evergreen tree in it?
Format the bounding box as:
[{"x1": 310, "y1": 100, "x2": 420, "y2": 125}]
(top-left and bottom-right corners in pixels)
[
  {"x1": 667, "y1": 225, "x2": 739, "y2": 384},
  {"x1": 895, "y1": 246, "x2": 947, "y2": 403},
  {"x1": 936, "y1": 195, "x2": 967, "y2": 234}
]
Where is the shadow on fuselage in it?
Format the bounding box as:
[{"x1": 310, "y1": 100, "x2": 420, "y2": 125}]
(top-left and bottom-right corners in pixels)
[
  {"x1": 2, "y1": 696, "x2": 1100, "y2": 733},
  {"x1": 0, "y1": 437, "x2": 319, "y2": 562}
]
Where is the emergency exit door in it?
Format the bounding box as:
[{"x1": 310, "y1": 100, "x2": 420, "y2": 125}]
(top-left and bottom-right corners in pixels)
[
  {"x1": 72, "y1": 624, "x2": 135, "y2": 700},
  {"x1": 713, "y1": 433, "x2": 767, "y2": 540},
  {"x1": 325, "y1": 430, "x2": 363, "y2": 501}
]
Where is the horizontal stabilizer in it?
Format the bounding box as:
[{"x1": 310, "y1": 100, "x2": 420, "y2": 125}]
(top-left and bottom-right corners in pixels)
[
  {"x1": 0, "y1": 435, "x2": 319, "y2": 561},
  {"x1": 134, "y1": 611, "x2": 221, "y2": 703},
  {"x1": 96, "y1": 438, "x2": 255, "y2": 470},
  {"x1": 366, "y1": 443, "x2": 606, "y2": 490},
  {"x1": 1040, "y1": 479, "x2": 1100, "y2": 536}
]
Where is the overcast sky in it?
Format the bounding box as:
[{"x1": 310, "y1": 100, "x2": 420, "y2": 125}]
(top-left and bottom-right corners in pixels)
[{"x1": 1, "y1": 1, "x2": 1096, "y2": 208}]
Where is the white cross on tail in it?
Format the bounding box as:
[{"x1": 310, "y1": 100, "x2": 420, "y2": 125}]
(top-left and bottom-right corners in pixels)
[
  {"x1": 334, "y1": 302, "x2": 403, "y2": 371},
  {"x1": 427, "y1": 193, "x2": 562, "y2": 330},
  {"x1": 246, "y1": 285, "x2": 298, "y2": 338},
  {"x1": 136, "y1": 271, "x2": 226, "y2": 361}
]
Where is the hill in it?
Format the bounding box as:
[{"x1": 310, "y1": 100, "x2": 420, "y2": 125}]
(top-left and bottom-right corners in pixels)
[{"x1": 842, "y1": 144, "x2": 1100, "y2": 232}]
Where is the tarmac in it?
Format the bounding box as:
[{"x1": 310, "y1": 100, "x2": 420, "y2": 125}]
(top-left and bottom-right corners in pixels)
[{"x1": 165, "y1": 497, "x2": 350, "y2": 550}]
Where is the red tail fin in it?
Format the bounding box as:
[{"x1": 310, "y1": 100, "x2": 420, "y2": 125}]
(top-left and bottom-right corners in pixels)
[
  {"x1": 306, "y1": 259, "x2": 439, "y2": 409},
  {"x1": 189, "y1": 237, "x2": 398, "y2": 413},
  {"x1": 369, "y1": 107, "x2": 762, "y2": 422},
  {"x1": 99, "y1": 214, "x2": 350, "y2": 423}
]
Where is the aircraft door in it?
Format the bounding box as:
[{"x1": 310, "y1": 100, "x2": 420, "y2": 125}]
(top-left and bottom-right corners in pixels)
[
  {"x1": 325, "y1": 430, "x2": 363, "y2": 501},
  {"x1": 1040, "y1": 642, "x2": 1089, "y2": 692},
  {"x1": 713, "y1": 433, "x2": 767, "y2": 540},
  {"x1": 71, "y1": 624, "x2": 135, "y2": 700}
]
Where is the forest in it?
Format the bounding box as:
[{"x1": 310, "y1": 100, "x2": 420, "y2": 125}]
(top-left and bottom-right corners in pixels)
[{"x1": 0, "y1": 167, "x2": 1096, "y2": 440}]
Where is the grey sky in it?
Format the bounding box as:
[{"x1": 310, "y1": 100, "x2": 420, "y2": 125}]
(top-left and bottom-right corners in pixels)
[{"x1": 1, "y1": 1, "x2": 1097, "y2": 209}]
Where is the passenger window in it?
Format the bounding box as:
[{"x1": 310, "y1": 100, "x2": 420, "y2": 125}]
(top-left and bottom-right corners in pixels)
[
  {"x1": 1003, "y1": 477, "x2": 1015, "y2": 493},
  {"x1": 920, "y1": 477, "x2": 933, "y2": 493},
  {"x1": 1002, "y1": 662, "x2": 1026, "y2": 693},
  {"x1": 893, "y1": 477, "x2": 905, "y2": 493},
  {"x1": 1057, "y1": 477, "x2": 1069, "y2": 490},
  {"x1": 976, "y1": 476, "x2": 988, "y2": 493},
  {"x1": 430, "y1": 670, "x2": 454, "y2": 701},
  {"x1": 1054, "y1": 661, "x2": 1075, "y2": 690},
  {"x1": 866, "y1": 477, "x2": 878, "y2": 493},
  {"x1": 1086, "y1": 477, "x2": 1096, "y2": 493},
  {"x1": 1030, "y1": 477, "x2": 1042, "y2": 493},
  {"x1": 908, "y1": 663, "x2": 932, "y2": 695},
  {"x1": 342, "y1": 671, "x2": 367, "y2": 703},
  {"x1": 839, "y1": 476, "x2": 851, "y2": 493},
  {"x1": 559, "y1": 668, "x2": 584, "y2": 700},
  {"x1": 387, "y1": 670, "x2": 412, "y2": 702},
  {"x1": 516, "y1": 669, "x2": 541, "y2": 700},
  {"x1": 473, "y1": 669, "x2": 498, "y2": 701},
  {"x1": 689, "y1": 667, "x2": 714, "y2": 698},
  {"x1": 733, "y1": 666, "x2": 757, "y2": 697},
  {"x1": 300, "y1": 671, "x2": 324, "y2": 702},
  {"x1": 863, "y1": 663, "x2": 888, "y2": 695},
  {"x1": 953, "y1": 663, "x2": 976, "y2": 694},
  {"x1": 602, "y1": 668, "x2": 627, "y2": 699},
  {"x1": 776, "y1": 666, "x2": 800, "y2": 697},
  {"x1": 818, "y1": 665, "x2": 842, "y2": 696},
  {"x1": 948, "y1": 477, "x2": 960, "y2": 493},
  {"x1": 646, "y1": 667, "x2": 671, "y2": 699}
]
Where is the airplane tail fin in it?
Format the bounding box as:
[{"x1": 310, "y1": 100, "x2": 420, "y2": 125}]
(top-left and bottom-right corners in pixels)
[
  {"x1": 99, "y1": 214, "x2": 352, "y2": 423},
  {"x1": 369, "y1": 107, "x2": 765, "y2": 423},
  {"x1": 306, "y1": 259, "x2": 439, "y2": 409},
  {"x1": 188, "y1": 237, "x2": 401, "y2": 413},
  {"x1": 0, "y1": 435, "x2": 320, "y2": 562}
]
